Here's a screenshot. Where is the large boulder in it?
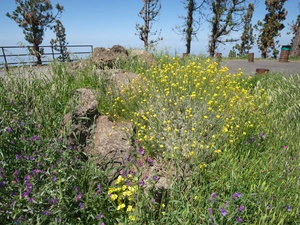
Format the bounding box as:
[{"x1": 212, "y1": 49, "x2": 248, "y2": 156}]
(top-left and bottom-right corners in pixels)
[{"x1": 92, "y1": 45, "x2": 129, "y2": 69}]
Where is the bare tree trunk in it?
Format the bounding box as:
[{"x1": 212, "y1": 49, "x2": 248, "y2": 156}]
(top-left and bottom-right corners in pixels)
[
  {"x1": 290, "y1": 26, "x2": 300, "y2": 57},
  {"x1": 185, "y1": 0, "x2": 194, "y2": 55}
]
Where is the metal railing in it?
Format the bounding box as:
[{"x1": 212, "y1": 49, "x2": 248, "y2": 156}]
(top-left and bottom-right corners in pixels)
[{"x1": 0, "y1": 45, "x2": 93, "y2": 70}]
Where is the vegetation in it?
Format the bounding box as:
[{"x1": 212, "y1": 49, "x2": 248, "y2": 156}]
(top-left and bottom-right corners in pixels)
[
  {"x1": 6, "y1": 0, "x2": 64, "y2": 64},
  {"x1": 173, "y1": 0, "x2": 205, "y2": 55},
  {"x1": 50, "y1": 20, "x2": 70, "y2": 62},
  {"x1": 205, "y1": 0, "x2": 255, "y2": 57},
  {"x1": 1, "y1": 52, "x2": 299, "y2": 224},
  {"x1": 234, "y1": 3, "x2": 255, "y2": 56},
  {"x1": 136, "y1": 0, "x2": 162, "y2": 51},
  {"x1": 255, "y1": 0, "x2": 288, "y2": 58}
]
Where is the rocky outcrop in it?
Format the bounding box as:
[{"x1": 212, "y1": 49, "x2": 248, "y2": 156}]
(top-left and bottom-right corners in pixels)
[
  {"x1": 92, "y1": 45, "x2": 129, "y2": 69},
  {"x1": 130, "y1": 49, "x2": 156, "y2": 67}
]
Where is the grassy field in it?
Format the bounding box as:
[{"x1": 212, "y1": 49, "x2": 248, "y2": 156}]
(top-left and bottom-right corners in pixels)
[{"x1": 0, "y1": 53, "x2": 299, "y2": 224}]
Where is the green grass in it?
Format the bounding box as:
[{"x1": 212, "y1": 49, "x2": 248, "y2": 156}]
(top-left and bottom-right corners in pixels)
[{"x1": 0, "y1": 54, "x2": 299, "y2": 224}]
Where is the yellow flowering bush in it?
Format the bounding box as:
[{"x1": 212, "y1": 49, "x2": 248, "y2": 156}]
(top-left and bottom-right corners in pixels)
[{"x1": 112, "y1": 55, "x2": 269, "y2": 167}]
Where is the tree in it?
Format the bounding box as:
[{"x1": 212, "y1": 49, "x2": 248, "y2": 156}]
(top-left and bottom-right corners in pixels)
[
  {"x1": 174, "y1": 0, "x2": 206, "y2": 55},
  {"x1": 206, "y1": 0, "x2": 253, "y2": 57},
  {"x1": 289, "y1": 2, "x2": 300, "y2": 57},
  {"x1": 234, "y1": 3, "x2": 255, "y2": 56},
  {"x1": 255, "y1": 0, "x2": 288, "y2": 58},
  {"x1": 50, "y1": 20, "x2": 70, "y2": 62},
  {"x1": 6, "y1": 0, "x2": 64, "y2": 64},
  {"x1": 136, "y1": 0, "x2": 162, "y2": 51}
]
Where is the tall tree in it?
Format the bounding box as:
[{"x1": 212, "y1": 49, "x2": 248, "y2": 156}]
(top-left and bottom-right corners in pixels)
[
  {"x1": 6, "y1": 0, "x2": 64, "y2": 64},
  {"x1": 234, "y1": 3, "x2": 255, "y2": 56},
  {"x1": 255, "y1": 0, "x2": 288, "y2": 58},
  {"x1": 136, "y1": 0, "x2": 162, "y2": 51},
  {"x1": 206, "y1": 0, "x2": 253, "y2": 57},
  {"x1": 50, "y1": 20, "x2": 70, "y2": 62},
  {"x1": 174, "y1": 0, "x2": 205, "y2": 55},
  {"x1": 289, "y1": 2, "x2": 300, "y2": 57}
]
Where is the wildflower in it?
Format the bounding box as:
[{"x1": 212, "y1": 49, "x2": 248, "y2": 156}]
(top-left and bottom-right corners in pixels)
[
  {"x1": 127, "y1": 205, "x2": 133, "y2": 212},
  {"x1": 28, "y1": 197, "x2": 34, "y2": 202},
  {"x1": 267, "y1": 204, "x2": 271, "y2": 210},
  {"x1": 75, "y1": 192, "x2": 83, "y2": 202},
  {"x1": 210, "y1": 192, "x2": 217, "y2": 202},
  {"x1": 153, "y1": 175, "x2": 159, "y2": 181},
  {"x1": 232, "y1": 192, "x2": 242, "y2": 199},
  {"x1": 138, "y1": 161, "x2": 143, "y2": 167},
  {"x1": 0, "y1": 181, "x2": 6, "y2": 188},
  {"x1": 79, "y1": 202, "x2": 84, "y2": 210},
  {"x1": 208, "y1": 208, "x2": 213, "y2": 215},
  {"x1": 117, "y1": 203, "x2": 125, "y2": 210},
  {"x1": 219, "y1": 207, "x2": 227, "y2": 216},
  {"x1": 52, "y1": 176, "x2": 57, "y2": 181},
  {"x1": 236, "y1": 217, "x2": 243, "y2": 223},
  {"x1": 286, "y1": 205, "x2": 292, "y2": 212},
  {"x1": 138, "y1": 146, "x2": 145, "y2": 155},
  {"x1": 30, "y1": 134, "x2": 39, "y2": 141},
  {"x1": 238, "y1": 205, "x2": 245, "y2": 212},
  {"x1": 44, "y1": 211, "x2": 50, "y2": 216},
  {"x1": 138, "y1": 180, "x2": 144, "y2": 186},
  {"x1": 259, "y1": 133, "x2": 265, "y2": 140},
  {"x1": 95, "y1": 213, "x2": 103, "y2": 219},
  {"x1": 6, "y1": 127, "x2": 13, "y2": 133},
  {"x1": 129, "y1": 215, "x2": 136, "y2": 221},
  {"x1": 74, "y1": 186, "x2": 78, "y2": 193},
  {"x1": 56, "y1": 218, "x2": 61, "y2": 222}
]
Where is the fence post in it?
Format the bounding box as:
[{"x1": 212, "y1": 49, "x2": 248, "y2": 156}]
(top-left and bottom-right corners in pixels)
[
  {"x1": 51, "y1": 45, "x2": 55, "y2": 60},
  {"x1": 1, "y1": 47, "x2": 9, "y2": 71}
]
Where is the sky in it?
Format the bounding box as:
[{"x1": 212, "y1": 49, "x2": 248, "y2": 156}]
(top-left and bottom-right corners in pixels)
[{"x1": 0, "y1": 0, "x2": 299, "y2": 60}]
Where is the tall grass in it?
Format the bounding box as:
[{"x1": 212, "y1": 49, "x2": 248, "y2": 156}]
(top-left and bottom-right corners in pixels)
[{"x1": 0, "y1": 54, "x2": 299, "y2": 224}]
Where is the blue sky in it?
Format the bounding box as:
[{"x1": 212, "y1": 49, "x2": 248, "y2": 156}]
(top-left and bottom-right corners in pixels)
[{"x1": 0, "y1": 0, "x2": 299, "y2": 57}]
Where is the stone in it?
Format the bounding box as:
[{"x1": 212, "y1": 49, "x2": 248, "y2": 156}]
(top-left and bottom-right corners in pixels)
[
  {"x1": 130, "y1": 49, "x2": 156, "y2": 67},
  {"x1": 92, "y1": 45, "x2": 129, "y2": 69}
]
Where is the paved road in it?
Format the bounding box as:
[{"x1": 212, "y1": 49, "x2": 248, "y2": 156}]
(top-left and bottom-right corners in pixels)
[
  {"x1": 1, "y1": 59, "x2": 300, "y2": 79},
  {"x1": 222, "y1": 59, "x2": 300, "y2": 76}
]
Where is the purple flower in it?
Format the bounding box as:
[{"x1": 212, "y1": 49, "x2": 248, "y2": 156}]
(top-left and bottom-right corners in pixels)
[
  {"x1": 232, "y1": 192, "x2": 242, "y2": 199},
  {"x1": 236, "y1": 217, "x2": 243, "y2": 223},
  {"x1": 23, "y1": 191, "x2": 30, "y2": 197},
  {"x1": 15, "y1": 154, "x2": 20, "y2": 160},
  {"x1": 74, "y1": 186, "x2": 78, "y2": 193},
  {"x1": 249, "y1": 137, "x2": 256, "y2": 143},
  {"x1": 95, "y1": 213, "x2": 103, "y2": 219},
  {"x1": 146, "y1": 157, "x2": 153, "y2": 165},
  {"x1": 138, "y1": 180, "x2": 144, "y2": 186},
  {"x1": 153, "y1": 175, "x2": 159, "y2": 181},
  {"x1": 56, "y1": 218, "x2": 61, "y2": 222},
  {"x1": 267, "y1": 204, "x2": 271, "y2": 210},
  {"x1": 138, "y1": 146, "x2": 145, "y2": 155},
  {"x1": 6, "y1": 127, "x2": 13, "y2": 133},
  {"x1": 49, "y1": 198, "x2": 58, "y2": 204},
  {"x1": 75, "y1": 192, "x2": 83, "y2": 202},
  {"x1": 52, "y1": 176, "x2": 57, "y2": 181},
  {"x1": 0, "y1": 181, "x2": 6, "y2": 188},
  {"x1": 44, "y1": 211, "x2": 50, "y2": 216},
  {"x1": 28, "y1": 197, "x2": 34, "y2": 202},
  {"x1": 238, "y1": 205, "x2": 245, "y2": 212},
  {"x1": 135, "y1": 140, "x2": 140, "y2": 145},
  {"x1": 30, "y1": 134, "x2": 39, "y2": 141},
  {"x1": 210, "y1": 192, "x2": 217, "y2": 202},
  {"x1": 286, "y1": 205, "x2": 292, "y2": 212},
  {"x1": 208, "y1": 208, "x2": 213, "y2": 215},
  {"x1": 29, "y1": 156, "x2": 34, "y2": 161},
  {"x1": 79, "y1": 202, "x2": 84, "y2": 210},
  {"x1": 259, "y1": 133, "x2": 265, "y2": 140},
  {"x1": 219, "y1": 207, "x2": 227, "y2": 216},
  {"x1": 138, "y1": 161, "x2": 143, "y2": 167}
]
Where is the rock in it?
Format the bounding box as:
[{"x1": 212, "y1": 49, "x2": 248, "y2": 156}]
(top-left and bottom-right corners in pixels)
[
  {"x1": 93, "y1": 116, "x2": 134, "y2": 167},
  {"x1": 92, "y1": 45, "x2": 129, "y2": 69},
  {"x1": 63, "y1": 88, "x2": 99, "y2": 149},
  {"x1": 130, "y1": 49, "x2": 156, "y2": 67}
]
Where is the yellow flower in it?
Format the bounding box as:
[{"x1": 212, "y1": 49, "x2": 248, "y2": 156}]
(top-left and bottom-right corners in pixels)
[
  {"x1": 199, "y1": 163, "x2": 207, "y2": 169},
  {"x1": 214, "y1": 149, "x2": 222, "y2": 154},
  {"x1": 127, "y1": 205, "x2": 133, "y2": 212},
  {"x1": 129, "y1": 215, "x2": 136, "y2": 221},
  {"x1": 117, "y1": 203, "x2": 126, "y2": 210}
]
